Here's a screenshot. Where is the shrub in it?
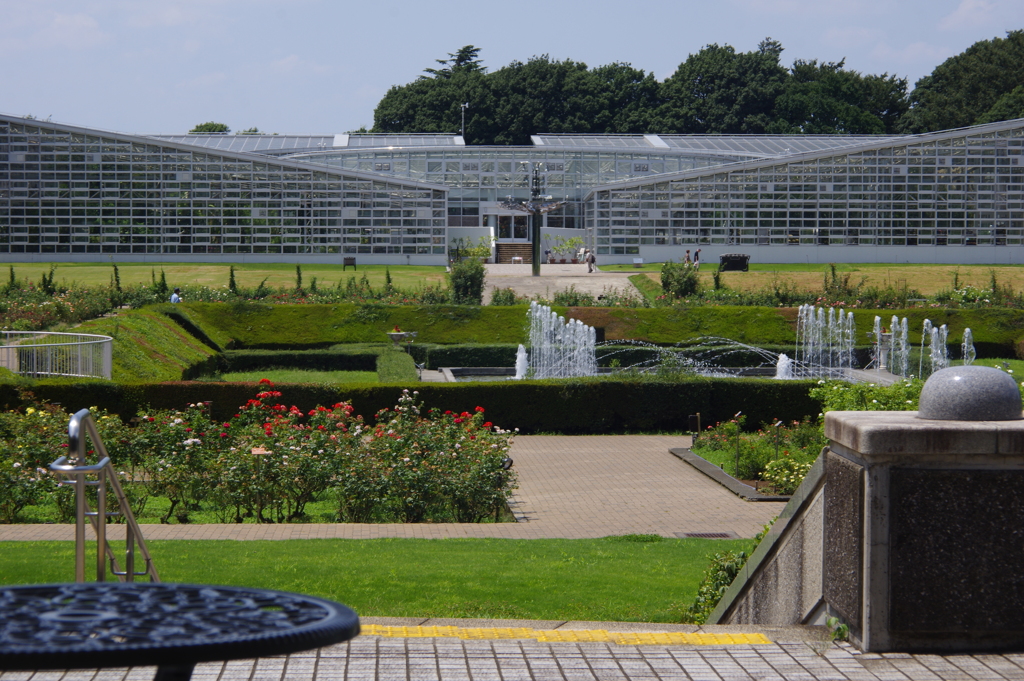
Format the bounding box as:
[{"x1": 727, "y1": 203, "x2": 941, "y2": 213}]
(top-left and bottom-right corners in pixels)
[
  {"x1": 490, "y1": 287, "x2": 528, "y2": 306},
  {"x1": 449, "y1": 258, "x2": 486, "y2": 305},
  {"x1": 660, "y1": 260, "x2": 701, "y2": 298},
  {"x1": 681, "y1": 550, "x2": 750, "y2": 624},
  {"x1": 762, "y1": 457, "x2": 815, "y2": 495}
]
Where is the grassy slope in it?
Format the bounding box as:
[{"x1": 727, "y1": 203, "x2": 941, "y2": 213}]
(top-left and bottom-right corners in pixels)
[
  {"x1": 75, "y1": 309, "x2": 217, "y2": 381},
  {"x1": 0, "y1": 537, "x2": 750, "y2": 622}
]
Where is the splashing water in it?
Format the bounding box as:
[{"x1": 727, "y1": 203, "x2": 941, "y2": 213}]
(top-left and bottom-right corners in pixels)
[
  {"x1": 795, "y1": 305, "x2": 856, "y2": 378},
  {"x1": 526, "y1": 301, "x2": 597, "y2": 379},
  {"x1": 919, "y1": 319, "x2": 933, "y2": 379},
  {"x1": 514, "y1": 344, "x2": 529, "y2": 379},
  {"x1": 962, "y1": 328, "x2": 976, "y2": 366},
  {"x1": 930, "y1": 324, "x2": 949, "y2": 373}
]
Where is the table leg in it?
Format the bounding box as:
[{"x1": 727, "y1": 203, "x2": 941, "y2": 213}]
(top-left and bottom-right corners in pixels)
[{"x1": 154, "y1": 663, "x2": 195, "y2": 681}]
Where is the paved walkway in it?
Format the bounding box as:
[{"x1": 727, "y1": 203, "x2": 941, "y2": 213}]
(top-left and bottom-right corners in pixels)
[
  {"x1": 482, "y1": 263, "x2": 645, "y2": 303},
  {"x1": 3, "y1": 436, "x2": 1017, "y2": 680}
]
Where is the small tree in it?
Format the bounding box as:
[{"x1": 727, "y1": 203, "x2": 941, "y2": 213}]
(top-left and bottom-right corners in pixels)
[
  {"x1": 295, "y1": 264, "x2": 303, "y2": 292},
  {"x1": 449, "y1": 257, "x2": 486, "y2": 304},
  {"x1": 661, "y1": 260, "x2": 700, "y2": 298},
  {"x1": 228, "y1": 265, "x2": 238, "y2": 294}
]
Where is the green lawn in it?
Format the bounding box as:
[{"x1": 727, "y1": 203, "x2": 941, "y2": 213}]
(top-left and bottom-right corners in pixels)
[
  {"x1": 4, "y1": 262, "x2": 448, "y2": 292},
  {"x1": 0, "y1": 537, "x2": 749, "y2": 622}
]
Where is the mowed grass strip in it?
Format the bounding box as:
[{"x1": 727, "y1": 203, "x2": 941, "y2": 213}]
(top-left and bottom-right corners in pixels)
[
  {"x1": 607, "y1": 263, "x2": 1024, "y2": 297},
  {"x1": 2, "y1": 263, "x2": 448, "y2": 293},
  {"x1": 0, "y1": 537, "x2": 750, "y2": 622}
]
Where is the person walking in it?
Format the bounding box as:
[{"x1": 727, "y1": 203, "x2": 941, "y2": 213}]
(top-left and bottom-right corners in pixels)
[
  {"x1": 170, "y1": 287, "x2": 181, "y2": 303},
  {"x1": 585, "y1": 249, "x2": 596, "y2": 273},
  {"x1": 693, "y1": 249, "x2": 701, "y2": 271}
]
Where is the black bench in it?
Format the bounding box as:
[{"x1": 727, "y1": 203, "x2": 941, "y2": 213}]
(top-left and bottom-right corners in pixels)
[
  {"x1": 718, "y1": 253, "x2": 750, "y2": 272},
  {"x1": 343, "y1": 257, "x2": 356, "y2": 270}
]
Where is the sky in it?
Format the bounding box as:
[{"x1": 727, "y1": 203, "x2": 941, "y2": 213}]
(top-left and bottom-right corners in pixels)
[{"x1": 3, "y1": 0, "x2": 1022, "y2": 135}]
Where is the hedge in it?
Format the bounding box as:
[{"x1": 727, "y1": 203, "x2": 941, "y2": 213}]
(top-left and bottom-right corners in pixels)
[{"x1": 3, "y1": 377, "x2": 821, "y2": 434}]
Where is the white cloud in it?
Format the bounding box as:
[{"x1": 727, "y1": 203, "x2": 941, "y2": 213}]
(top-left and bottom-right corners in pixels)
[
  {"x1": 0, "y1": 9, "x2": 109, "y2": 51},
  {"x1": 938, "y1": 0, "x2": 996, "y2": 30}
]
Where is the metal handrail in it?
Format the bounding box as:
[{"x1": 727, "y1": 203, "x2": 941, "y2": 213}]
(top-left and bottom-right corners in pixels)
[{"x1": 49, "y1": 408, "x2": 159, "y2": 583}]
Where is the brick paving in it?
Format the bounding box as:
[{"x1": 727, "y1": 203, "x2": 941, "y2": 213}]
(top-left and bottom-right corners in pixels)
[
  {"x1": 6, "y1": 643, "x2": 1022, "y2": 681},
  {"x1": 2, "y1": 436, "x2": 1017, "y2": 680}
]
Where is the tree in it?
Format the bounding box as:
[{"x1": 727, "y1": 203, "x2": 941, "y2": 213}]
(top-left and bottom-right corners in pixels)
[
  {"x1": 768, "y1": 59, "x2": 908, "y2": 134},
  {"x1": 659, "y1": 38, "x2": 789, "y2": 133},
  {"x1": 976, "y1": 84, "x2": 1024, "y2": 124},
  {"x1": 189, "y1": 121, "x2": 230, "y2": 133},
  {"x1": 238, "y1": 127, "x2": 261, "y2": 135},
  {"x1": 423, "y1": 45, "x2": 485, "y2": 79},
  {"x1": 899, "y1": 30, "x2": 1024, "y2": 132}
]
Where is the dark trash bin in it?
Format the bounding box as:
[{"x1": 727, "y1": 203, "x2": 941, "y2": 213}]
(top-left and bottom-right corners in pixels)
[{"x1": 718, "y1": 253, "x2": 750, "y2": 272}]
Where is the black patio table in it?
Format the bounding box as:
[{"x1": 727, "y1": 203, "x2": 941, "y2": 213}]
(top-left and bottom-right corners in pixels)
[{"x1": 0, "y1": 582, "x2": 360, "y2": 681}]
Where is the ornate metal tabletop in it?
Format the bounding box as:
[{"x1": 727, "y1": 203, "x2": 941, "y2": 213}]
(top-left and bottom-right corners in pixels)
[{"x1": 0, "y1": 583, "x2": 359, "y2": 680}]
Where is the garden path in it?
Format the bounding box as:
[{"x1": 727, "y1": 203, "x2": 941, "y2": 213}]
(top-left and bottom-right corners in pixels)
[
  {"x1": 482, "y1": 263, "x2": 641, "y2": 303},
  {"x1": 0, "y1": 435, "x2": 784, "y2": 540}
]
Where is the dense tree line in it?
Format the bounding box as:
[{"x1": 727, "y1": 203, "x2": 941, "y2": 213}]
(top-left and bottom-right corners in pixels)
[{"x1": 372, "y1": 32, "x2": 1024, "y2": 143}]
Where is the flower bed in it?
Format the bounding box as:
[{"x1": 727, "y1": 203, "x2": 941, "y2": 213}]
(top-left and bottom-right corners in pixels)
[{"x1": 0, "y1": 384, "x2": 517, "y2": 524}]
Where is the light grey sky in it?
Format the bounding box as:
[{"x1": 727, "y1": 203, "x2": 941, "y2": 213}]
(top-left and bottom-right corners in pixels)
[{"x1": 3, "y1": 0, "x2": 1022, "y2": 135}]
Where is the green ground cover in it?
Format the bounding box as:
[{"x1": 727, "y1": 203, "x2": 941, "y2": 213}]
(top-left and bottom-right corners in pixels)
[{"x1": 0, "y1": 537, "x2": 750, "y2": 622}]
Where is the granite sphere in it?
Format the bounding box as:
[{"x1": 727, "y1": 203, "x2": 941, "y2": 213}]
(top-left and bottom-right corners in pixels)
[{"x1": 917, "y1": 365, "x2": 1023, "y2": 421}]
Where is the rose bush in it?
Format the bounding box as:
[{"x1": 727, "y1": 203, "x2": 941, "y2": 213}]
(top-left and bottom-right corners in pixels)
[{"x1": 0, "y1": 383, "x2": 517, "y2": 524}]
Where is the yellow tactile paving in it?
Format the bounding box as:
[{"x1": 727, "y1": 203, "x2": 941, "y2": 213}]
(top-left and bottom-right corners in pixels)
[{"x1": 360, "y1": 624, "x2": 771, "y2": 646}]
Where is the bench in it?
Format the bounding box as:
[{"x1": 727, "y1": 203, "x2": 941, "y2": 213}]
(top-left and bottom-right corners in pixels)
[
  {"x1": 718, "y1": 253, "x2": 750, "y2": 272},
  {"x1": 343, "y1": 257, "x2": 356, "y2": 270}
]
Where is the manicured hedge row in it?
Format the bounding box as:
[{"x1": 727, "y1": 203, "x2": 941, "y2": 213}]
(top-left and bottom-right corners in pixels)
[
  {"x1": 409, "y1": 344, "x2": 521, "y2": 369},
  {"x1": 220, "y1": 349, "x2": 379, "y2": 372},
  {"x1": 5, "y1": 377, "x2": 821, "y2": 434}
]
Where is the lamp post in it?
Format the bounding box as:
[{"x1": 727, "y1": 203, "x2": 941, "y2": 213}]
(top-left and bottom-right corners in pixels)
[
  {"x1": 460, "y1": 103, "x2": 469, "y2": 138},
  {"x1": 499, "y1": 164, "x2": 566, "y2": 277}
]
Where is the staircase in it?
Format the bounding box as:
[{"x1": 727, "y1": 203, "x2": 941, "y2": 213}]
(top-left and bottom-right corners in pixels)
[{"x1": 495, "y1": 243, "x2": 533, "y2": 264}]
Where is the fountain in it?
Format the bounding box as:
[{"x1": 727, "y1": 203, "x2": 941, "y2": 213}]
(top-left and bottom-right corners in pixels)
[
  {"x1": 962, "y1": 328, "x2": 976, "y2": 365},
  {"x1": 930, "y1": 324, "x2": 950, "y2": 373},
  {"x1": 919, "y1": 319, "x2": 933, "y2": 379},
  {"x1": 514, "y1": 344, "x2": 529, "y2": 380},
  {"x1": 795, "y1": 304, "x2": 855, "y2": 378},
  {"x1": 526, "y1": 301, "x2": 597, "y2": 379},
  {"x1": 889, "y1": 316, "x2": 910, "y2": 378}
]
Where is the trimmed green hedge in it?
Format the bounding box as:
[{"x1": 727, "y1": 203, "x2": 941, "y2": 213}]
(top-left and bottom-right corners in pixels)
[
  {"x1": 4, "y1": 377, "x2": 821, "y2": 434},
  {"x1": 409, "y1": 344, "x2": 521, "y2": 369},
  {"x1": 220, "y1": 348, "x2": 379, "y2": 373}
]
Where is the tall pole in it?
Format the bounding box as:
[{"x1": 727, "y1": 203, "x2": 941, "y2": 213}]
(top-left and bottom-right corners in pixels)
[
  {"x1": 460, "y1": 103, "x2": 469, "y2": 138},
  {"x1": 531, "y1": 165, "x2": 542, "y2": 277}
]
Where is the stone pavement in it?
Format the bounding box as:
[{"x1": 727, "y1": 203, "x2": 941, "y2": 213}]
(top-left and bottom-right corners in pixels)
[
  {"x1": 3, "y1": 436, "x2": 1019, "y2": 680},
  {"x1": 482, "y1": 263, "x2": 645, "y2": 304}
]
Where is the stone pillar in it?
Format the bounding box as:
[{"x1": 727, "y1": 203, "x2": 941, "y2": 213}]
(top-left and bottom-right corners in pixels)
[{"x1": 824, "y1": 366, "x2": 1024, "y2": 652}]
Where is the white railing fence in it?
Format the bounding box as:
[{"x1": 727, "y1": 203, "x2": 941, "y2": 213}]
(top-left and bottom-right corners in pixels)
[{"x1": 0, "y1": 331, "x2": 113, "y2": 380}]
